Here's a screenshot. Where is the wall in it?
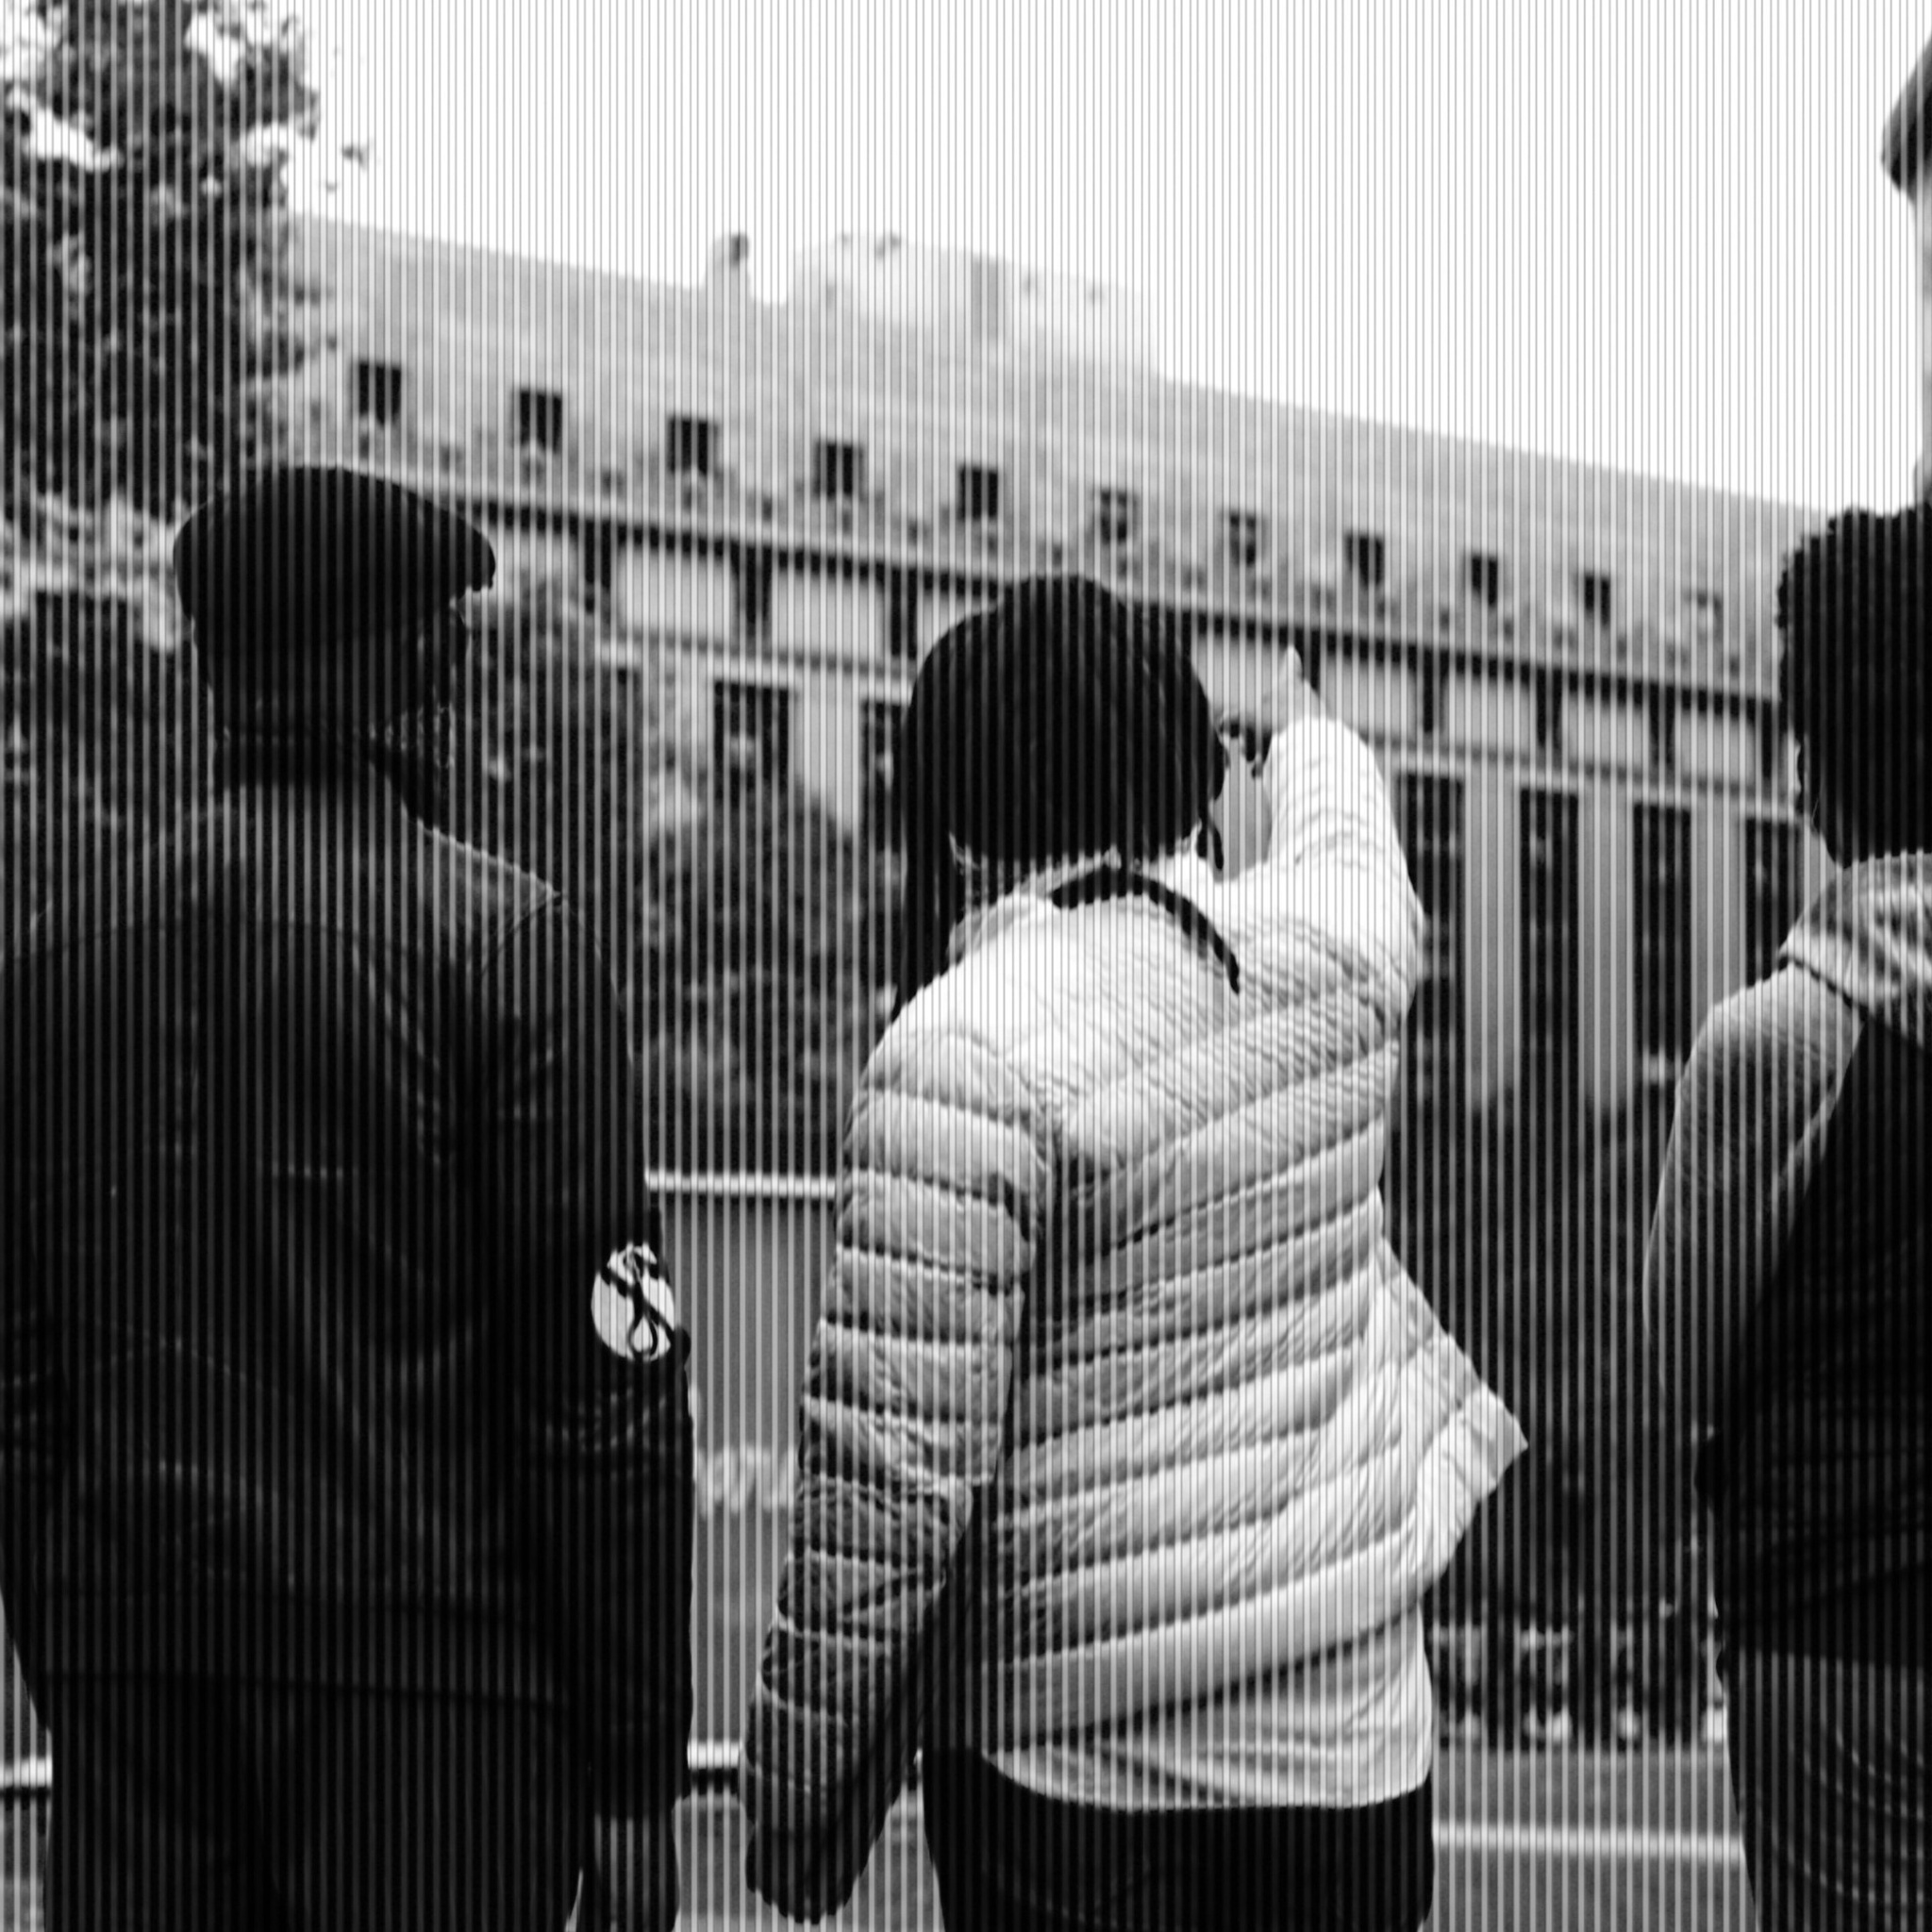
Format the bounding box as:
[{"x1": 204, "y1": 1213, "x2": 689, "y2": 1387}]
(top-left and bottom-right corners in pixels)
[
  {"x1": 613, "y1": 548, "x2": 735, "y2": 642},
  {"x1": 1324, "y1": 654, "x2": 1417, "y2": 740},
  {"x1": 1441, "y1": 672, "x2": 1538, "y2": 758},
  {"x1": 770, "y1": 566, "x2": 887, "y2": 661}
]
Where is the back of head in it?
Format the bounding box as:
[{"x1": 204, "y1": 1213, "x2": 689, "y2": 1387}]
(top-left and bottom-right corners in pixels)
[
  {"x1": 891, "y1": 575, "x2": 1226, "y2": 1009},
  {"x1": 1778, "y1": 505, "x2": 1932, "y2": 858}
]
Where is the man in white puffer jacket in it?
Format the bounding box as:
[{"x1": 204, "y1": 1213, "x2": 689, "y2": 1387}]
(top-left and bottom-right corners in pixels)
[{"x1": 741, "y1": 578, "x2": 1524, "y2": 1930}]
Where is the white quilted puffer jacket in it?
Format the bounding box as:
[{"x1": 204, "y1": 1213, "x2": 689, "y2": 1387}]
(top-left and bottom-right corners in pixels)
[{"x1": 741, "y1": 714, "x2": 1525, "y2": 1861}]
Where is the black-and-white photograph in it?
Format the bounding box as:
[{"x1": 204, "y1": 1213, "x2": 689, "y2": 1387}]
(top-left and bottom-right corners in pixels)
[{"x1": 4, "y1": 3, "x2": 1931, "y2": 1926}]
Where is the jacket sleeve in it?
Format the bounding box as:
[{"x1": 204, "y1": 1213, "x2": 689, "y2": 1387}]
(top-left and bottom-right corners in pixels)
[
  {"x1": 1641, "y1": 974, "x2": 1853, "y2": 1512},
  {"x1": 739, "y1": 1022, "x2": 1054, "y2": 1899},
  {"x1": 0, "y1": 971, "x2": 67, "y2": 1717},
  {"x1": 474, "y1": 898, "x2": 695, "y2": 1816},
  {"x1": 1227, "y1": 716, "x2": 1424, "y2": 1034}
]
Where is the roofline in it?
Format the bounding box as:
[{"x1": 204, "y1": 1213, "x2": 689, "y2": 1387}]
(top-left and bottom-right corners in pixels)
[{"x1": 1882, "y1": 36, "x2": 1932, "y2": 191}]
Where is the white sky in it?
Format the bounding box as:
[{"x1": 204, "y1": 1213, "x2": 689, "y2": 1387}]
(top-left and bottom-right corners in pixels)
[{"x1": 224, "y1": 4, "x2": 1932, "y2": 509}]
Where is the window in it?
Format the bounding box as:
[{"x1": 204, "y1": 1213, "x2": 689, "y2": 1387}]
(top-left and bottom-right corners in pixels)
[
  {"x1": 1685, "y1": 587, "x2": 1725, "y2": 646},
  {"x1": 515, "y1": 387, "x2": 565, "y2": 454},
  {"x1": 1758, "y1": 712, "x2": 1790, "y2": 792},
  {"x1": 713, "y1": 681, "x2": 791, "y2": 794},
  {"x1": 1744, "y1": 820, "x2": 1801, "y2": 984},
  {"x1": 1574, "y1": 570, "x2": 1613, "y2": 628},
  {"x1": 1222, "y1": 508, "x2": 1266, "y2": 573},
  {"x1": 885, "y1": 574, "x2": 919, "y2": 662},
  {"x1": 583, "y1": 525, "x2": 615, "y2": 605},
  {"x1": 1343, "y1": 530, "x2": 1388, "y2": 592},
  {"x1": 735, "y1": 549, "x2": 774, "y2": 641},
  {"x1": 1634, "y1": 804, "x2": 1693, "y2": 1090},
  {"x1": 1463, "y1": 550, "x2": 1502, "y2": 609},
  {"x1": 957, "y1": 463, "x2": 1003, "y2": 524},
  {"x1": 862, "y1": 698, "x2": 903, "y2": 838},
  {"x1": 1397, "y1": 774, "x2": 1467, "y2": 1115},
  {"x1": 666, "y1": 415, "x2": 717, "y2": 478},
  {"x1": 352, "y1": 359, "x2": 403, "y2": 426},
  {"x1": 811, "y1": 440, "x2": 866, "y2": 501},
  {"x1": 1521, "y1": 791, "x2": 1579, "y2": 1095},
  {"x1": 1091, "y1": 487, "x2": 1141, "y2": 547}
]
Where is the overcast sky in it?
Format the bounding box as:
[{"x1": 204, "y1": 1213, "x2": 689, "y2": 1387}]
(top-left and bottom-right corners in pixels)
[{"x1": 272, "y1": 3, "x2": 1932, "y2": 512}]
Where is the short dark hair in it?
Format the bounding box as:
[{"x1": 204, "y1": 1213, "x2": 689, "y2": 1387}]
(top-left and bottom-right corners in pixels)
[
  {"x1": 891, "y1": 577, "x2": 1231, "y2": 1010},
  {"x1": 1777, "y1": 506, "x2": 1932, "y2": 855}
]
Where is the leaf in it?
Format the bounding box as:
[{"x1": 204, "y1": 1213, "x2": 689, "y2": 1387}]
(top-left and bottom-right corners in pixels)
[{"x1": 1, "y1": 0, "x2": 325, "y2": 521}]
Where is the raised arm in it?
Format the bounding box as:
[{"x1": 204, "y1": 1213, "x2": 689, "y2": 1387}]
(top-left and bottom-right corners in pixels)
[
  {"x1": 740, "y1": 1022, "x2": 1054, "y2": 1922},
  {"x1": 1218, "y1": 668, "x2": 1424, "y2": 1030}
]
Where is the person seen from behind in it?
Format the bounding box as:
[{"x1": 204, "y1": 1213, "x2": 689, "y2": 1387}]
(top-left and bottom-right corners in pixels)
[
  {"x1": 738, "y1": 575, "x2": 1525, "y2": 1929},
  {"x1": 1645, "y1": 506, "x2": 1932, "y2": 1928},
  {"x1": 0, "y1": 468, "x2": 694, "y2": 1932}
]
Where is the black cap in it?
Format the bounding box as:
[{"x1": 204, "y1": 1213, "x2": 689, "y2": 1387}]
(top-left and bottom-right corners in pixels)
[{"x1": 173, "y1": 466, "x2": 495, "y2": 658}]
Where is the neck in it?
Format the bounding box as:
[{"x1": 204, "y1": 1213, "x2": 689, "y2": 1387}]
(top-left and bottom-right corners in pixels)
[
  {"x1": 212, "y1": 708, "x2": 453, "y2": 829},
  {"x1": 951, "y1": 841, "x2": 1129, "y2": 912}
]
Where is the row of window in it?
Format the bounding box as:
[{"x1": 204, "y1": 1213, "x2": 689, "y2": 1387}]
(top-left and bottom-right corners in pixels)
[
  {"x1": 711, "y1": 683, "x2": 1805, "y2": 1095},
  {"x1": 348, "y1": 359, "x2": 1729, "y2": 634},
  {"x1": 357, "y1": 362, "x2": 964, "y2": 514},
  {"x1": 703, "y1": 599, "x2": 1781, "y2": 793},
  {"x1": 1402, "y1": 776, "x2": 1799, "y2": 1108}
]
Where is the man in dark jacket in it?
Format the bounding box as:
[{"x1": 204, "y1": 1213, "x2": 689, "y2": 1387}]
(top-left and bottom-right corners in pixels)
[
  {"x1": 0, "y1": 467, "x2": 694, "y2": 1931},
  {"x1": 1645, "y1": 508, "x2": 1932, "y2": 1925}
]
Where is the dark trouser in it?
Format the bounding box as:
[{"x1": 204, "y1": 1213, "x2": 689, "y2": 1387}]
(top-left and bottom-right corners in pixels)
[
  {"x1": 921, "y1": 1750, "x2": 1434, "y2": 1932},
  {"x1": 1723, "y1": 1645, "x2": 1932, "y2": 1931},
  {"x1": 42, "y1": 1674, "x2": 584, "y2": 1932}
]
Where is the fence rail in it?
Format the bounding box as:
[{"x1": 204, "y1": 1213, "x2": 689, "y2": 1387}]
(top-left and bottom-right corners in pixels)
[{"x1": 0, "y1": 1176, "x2": 1727, "y2": 1825}]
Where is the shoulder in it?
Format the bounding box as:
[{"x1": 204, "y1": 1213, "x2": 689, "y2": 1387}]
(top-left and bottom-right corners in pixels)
[
  {"x1": 1673, "y1": 967, "x2": 1856, "y2": 1168},
  {"x1": 845, "y1": 974, "x2": 1059, "y2": 1217},
  {"x1": 417, "y1": 828, "x2": 577, "y2": 977},
  {"x1": 425, "y1": 824, "x2": 558, "y2": 922},
  {"x1": 858, "y1": 974, "x2": 1055, "y2": 1135},
  {"x1": 1690, "y1": 965, "x2": 1854, "y2": 1099},
  {"x1": 924, "y1": 890, "x2": 1211, "y2": 1085},
  {"x1": 906, "y1": 902, "x2": 1079, "y2": 1054}
]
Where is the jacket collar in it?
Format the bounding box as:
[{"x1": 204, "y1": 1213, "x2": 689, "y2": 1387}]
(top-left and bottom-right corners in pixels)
[
  {"x1": 943, "y1": 836, "x2": 1214, "y2": 971},
  {"x1": 1786, "y1": 852, "x2": 1932, "y2": 1050}
]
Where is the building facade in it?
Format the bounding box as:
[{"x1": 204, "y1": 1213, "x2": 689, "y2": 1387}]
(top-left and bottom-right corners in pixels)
[{"x1": 268, "y1": 215, "x2": 1826, "y2": 1118}]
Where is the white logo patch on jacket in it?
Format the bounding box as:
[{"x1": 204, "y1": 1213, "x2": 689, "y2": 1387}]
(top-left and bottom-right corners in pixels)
[{"x1": 591, "y1": 1241, "x2": 679, "y2": 1363}]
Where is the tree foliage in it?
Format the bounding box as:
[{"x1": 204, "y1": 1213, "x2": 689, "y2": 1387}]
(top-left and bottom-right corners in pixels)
[
  {"x1": 2, "y1": 0, "x2": 326, "y2": 524},
  {"x1": 454, "y1": 598, "x2": 700, "y2": 938},
  {"x1": 451, "y1": 604, "x2": 901, "y2": 1174},
  {"x1": 0, "y1": 598, "x2": 207, "y2": 941},
  {"x1": 631, "y1": 786, "x2": 899, "y2": 1175}
]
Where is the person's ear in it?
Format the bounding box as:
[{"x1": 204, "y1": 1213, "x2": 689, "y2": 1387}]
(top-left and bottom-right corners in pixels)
[{"x1": 1195, "y1": 811, "x2": 1225, "y2": 870}]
